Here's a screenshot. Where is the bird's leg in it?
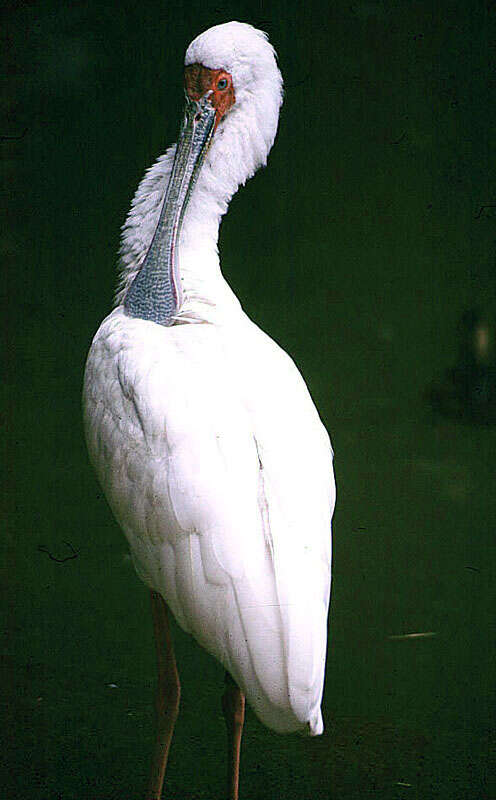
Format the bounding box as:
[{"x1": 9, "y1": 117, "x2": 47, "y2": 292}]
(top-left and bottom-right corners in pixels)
[
  {"x1": 146, "y1": 592, "x2": 181, "y2": 800},
  {"x1": 221, "y1": 670, "x2": 245, "y2": 800}
]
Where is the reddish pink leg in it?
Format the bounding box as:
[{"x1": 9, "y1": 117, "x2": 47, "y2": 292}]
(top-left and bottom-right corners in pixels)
[
  {"x1": 146, "y1": 592, "x2": 181, "y2": 800},
  {"x1": 222, "y1": 671, "x2": 245, "y2": 800}
]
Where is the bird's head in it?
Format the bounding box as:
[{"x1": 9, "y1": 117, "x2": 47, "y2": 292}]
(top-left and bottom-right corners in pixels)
[
  {"x1": 184, "y1": 22, "x2": 282, "y2": 145},
  {"x1": 177, "y1": 22, "x2": 283, "y2": 207}
]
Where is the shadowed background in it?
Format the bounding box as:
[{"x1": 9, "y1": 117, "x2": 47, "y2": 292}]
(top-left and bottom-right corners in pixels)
[{"x1": 3, "y1": 1, "x2": 495, "y2": 798}]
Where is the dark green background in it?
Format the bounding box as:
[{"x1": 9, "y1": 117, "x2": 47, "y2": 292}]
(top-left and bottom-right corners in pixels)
[{"x1": 3, "y1": 1, "x2": 495, "y2": 798}]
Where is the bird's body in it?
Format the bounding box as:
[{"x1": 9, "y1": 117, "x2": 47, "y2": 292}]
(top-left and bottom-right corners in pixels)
[
  {"x1": 83, "y1": 21, "x2": 335, "y2": 796},
  {"x1": 84, "y1": 300, "x2": 333, "y2": 734}
]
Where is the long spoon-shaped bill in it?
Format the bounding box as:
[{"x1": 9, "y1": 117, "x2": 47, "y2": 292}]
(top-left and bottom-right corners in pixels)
[{"x1": 124, "y1": 95, "x2": 216, "y2": 326}]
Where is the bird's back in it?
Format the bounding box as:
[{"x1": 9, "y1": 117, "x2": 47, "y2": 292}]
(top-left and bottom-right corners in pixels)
[{"x1": 83, "y1": 306, "x2": 335, "y2": 734}]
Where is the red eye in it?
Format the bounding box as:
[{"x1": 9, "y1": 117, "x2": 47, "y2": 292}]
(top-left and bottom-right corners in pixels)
[{"x1": 217, "y1": 78, "x2": 228, "y2": 90}]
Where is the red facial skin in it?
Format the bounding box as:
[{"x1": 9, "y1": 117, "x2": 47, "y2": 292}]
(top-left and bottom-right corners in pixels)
[{"x1": 184, "y1": 64, "x2": 235, "y2": 131}]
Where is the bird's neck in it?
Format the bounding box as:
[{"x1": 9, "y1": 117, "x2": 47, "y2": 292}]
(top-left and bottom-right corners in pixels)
[
  {"x1": 119, "y1": 146, "x2": 242, "y2": 326},
  {"x1": 174, "y1": 192, "x2": 242, "y2": 324}
]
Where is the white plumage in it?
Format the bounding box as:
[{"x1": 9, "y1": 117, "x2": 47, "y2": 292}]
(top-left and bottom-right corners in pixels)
[{"x1": 83, "y1": 22, "x2": 335, "y2": 739}]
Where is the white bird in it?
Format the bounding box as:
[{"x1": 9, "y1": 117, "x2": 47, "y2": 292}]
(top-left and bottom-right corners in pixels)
[{"x1": 83, "y1": 21, "x2": 335, "y2": 800}]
